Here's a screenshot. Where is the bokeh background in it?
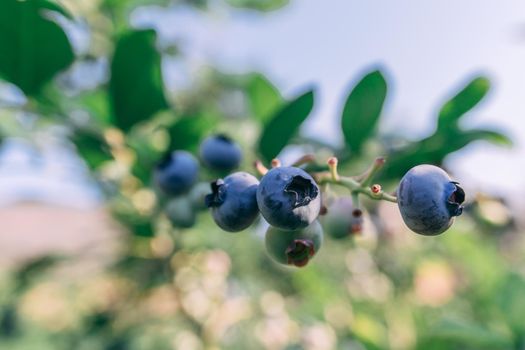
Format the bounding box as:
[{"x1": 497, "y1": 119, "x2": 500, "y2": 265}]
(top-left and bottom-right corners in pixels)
[{"x1": 1, "y1": 1, "x2": 525, "y2": 349}]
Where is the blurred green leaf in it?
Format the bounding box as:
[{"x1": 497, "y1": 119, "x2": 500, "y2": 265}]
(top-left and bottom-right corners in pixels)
[
  {"x1": 225, "y1": 0, "x2": 289, "y2": 11},
  {"x1": 496, "y1": 274, "x2": 525, "y2": 334},
  {"x1": 72, "y1": 128, "x2": 112, "y2": 169},
  {"x1": 438, "y1": 77, "x2": 490, "y2": 130},
  {"x1": 168, "y1": 113, "x2": 218, "y2": 152},
  {"x1": 0, "y1": 0, "x2": 74, "y2": 96},
  {"x1": 258, "y1": 89, "x2": 315, "y2": 162},
  {"x1": 109, "y1": 29, "x2": 168, "y2": 132},
  {"x1": 247, "y1": 73, "x2": 282, "y2": 124},
  {"x1": 458, "y1": 129, "x2": 512, "y2": 147},
  {"x1": 380, "y1": 123, "x2": 511, "y2": 181},
  {"x1": 74, "y1": 90, "x2": 113, "y2": 126},
  {"x1": 423, "y1": 318, "x2": 511, "y2": 349},
  {"x1": 15, "y1": 255, "x2": 61, "y2": 292},
  {"x1": 341, "y1": 69, "x2": 387, "y2": 155}
]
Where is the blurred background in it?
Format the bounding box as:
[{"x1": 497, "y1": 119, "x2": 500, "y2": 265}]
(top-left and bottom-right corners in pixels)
[{"x1": 1, "y1": 0, "x2": 525, "y2": 349}]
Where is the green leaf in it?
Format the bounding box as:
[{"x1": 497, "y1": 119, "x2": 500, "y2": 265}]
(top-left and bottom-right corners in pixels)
[
  {"x1": 341, "y1": 70, "x2": 387, "y2": 155},
  {"x1": 496, "y1": 274, "x2": 525, "y2": 333},
  {"x1": 424, "y1": 318, "x2": 511, "y2": 349},
  {"x1": 168, "y1": 113, "x2": 218, "y2": 152},
  {"x1": 109, "y1": 29, "x2": 168, "y2": 132},
  {"x1": 458, "y1": 129, "x2": 512, "y2": 147},
  {"x1": 225, "y1": 0, "x2": 289, "y2": 11},
  {"x1": 72, "y1": 128, "x2": 113, "y2": 169},
  {"x1": 247, "y1": 73, "x2": 282, "y2": 124},
  {"x1": 0, "y1": 0, "x2": 74, "y2": 96},
  {"x1": 438, "y1": 77, "x2": 490, "y2": 130},
  {"x1": 257, "y1": 89, "x2": 315, "y2": 162}
]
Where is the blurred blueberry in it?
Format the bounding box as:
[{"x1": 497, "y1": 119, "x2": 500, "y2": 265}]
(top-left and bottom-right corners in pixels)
[
  {"x1": 199, "y1": 134, "x2": 242, "y2": 172},
  {"x1": 320, "y1": 197, "x2": 363, "y2": 239},
  {"x1": 153, "y1": 151, "x2": 199, "y2": 196},
  {"x1": 165, "y1": 196, "x2": 196, "y2": 229}
]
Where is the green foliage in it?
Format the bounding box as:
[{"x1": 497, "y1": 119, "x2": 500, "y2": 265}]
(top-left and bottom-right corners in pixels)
[
  {"x1": 421, "y1": 318, "x2": 512, "y2": 349},
  {"x1": 226, "y1": 0, "x2": 289, "y2": 11},
  {"x1": 71, "y1": 128, "x2": 112, "y2": 169},
  {"x1": 257, "y1": 89, "x2": 315, "y2": 161},
  {"x1": 246, "y1": 73, "x2": 282, "y2": 124},
  {"x1": 341, "y1": 69, "x2": 388, "y2": 155},
  {"x1": 438, "y1": 76, "x2": 490, "y2": 131},
  {"x1": 379, "y1": 76, "x2": 511, "y2": 181},
  {"x1": 168, "y1": 113, "x2": 219, "y2": 153},
  {"x1": 109, "y1": 29, "x2": 168, "y2": 132},
  {"x1": 0, "y1": 0, "x2": 74, "y2": 96}
]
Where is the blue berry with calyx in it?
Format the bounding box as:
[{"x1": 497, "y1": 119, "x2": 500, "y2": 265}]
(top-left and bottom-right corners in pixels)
[
  {"x1": 154, "y1": 151, "x2": 199, "y2": 196},
  {"x1": 206, "y1": 172, "x2": 260, "y2": 232},
  {"x1": 265, "y1": 220, "x2": 323, "y2": 267},
  {"x1": 199, "y1": 134, "x2": 242, "y2": 172},
  {"x1": 397, "y1": 164, "x2": 465, "y2": 236},
  {"x1": 257, "y1": 166, "x2": 321, "y2": 231}
]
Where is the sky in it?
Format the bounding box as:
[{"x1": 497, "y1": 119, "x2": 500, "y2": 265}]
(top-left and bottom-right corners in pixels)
[{"x1": 2, "y1": 0, "x2": 525, "y2": 206}]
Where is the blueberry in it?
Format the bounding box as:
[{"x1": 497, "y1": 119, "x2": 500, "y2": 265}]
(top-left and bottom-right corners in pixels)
[
  {"x1": 199, "y1": 134, "x2": 242, "y2": 172},
  {"x1": 165, "y1": 196, "x2": 196, "y2": 228},
  {"x1": 188, "y1": 182, "x2": 212, "y2": 211},
  {"x1": 257, "y1": 167, "x2": 321, "y2": 231},
  {"x1": 397, "y1": 164, "x2": 465, "y2": 235},
  {"x1": 206, "y1": 172, "x2": 259, "y2": 232},
  {"x1": 320, "y1": 197, "x2": 363, "y2": 239},
  {"x1": 265, "y1": 220, "x2": 323, "y2": 267},
  {"x1": 153, "y1": 151, "x2": 199, "y2": 196}
]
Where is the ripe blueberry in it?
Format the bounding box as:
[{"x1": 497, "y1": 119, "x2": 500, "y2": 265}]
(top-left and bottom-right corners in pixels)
[
  {"x1": 206, "y1": 172, "x2": 260, "y2": 232},
  {"x1": 265, "y1": 220, "x2": 323, "y2": 267},
  {"x1": 199, "y1": 134, "x2": 242, "y2": 172},
  {"x1": 256, "y1": 167, "x2": 321, "y2": 231},
  {"x1": 320, "y1": 197, "x2": 363, "y2": 239},
  {"x1": 397, "y1": 164, "x2": 465, "y2": 235},
  {"x1": 154, "y1": 151, "x2": 199, "y2": 196},
  {"x1": 165, "y1": 196, "x2": 196, "y2": 229}
]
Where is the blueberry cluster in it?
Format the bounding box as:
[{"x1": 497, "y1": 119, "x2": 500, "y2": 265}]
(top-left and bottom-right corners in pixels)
[
  {"x1": 153, "y1": 134, "x2": 243, "y2": 228},
  {"x1": 205, "y1": 165, "x2": 323, "y2": 267},
  {"x1": 154, "y1": 134, "x2": 466, "y2": 268}
]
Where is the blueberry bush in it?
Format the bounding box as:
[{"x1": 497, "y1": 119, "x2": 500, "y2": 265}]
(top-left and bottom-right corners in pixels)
[{"x1": 0, "y1": 0, "x2": 523, "y2": 349}]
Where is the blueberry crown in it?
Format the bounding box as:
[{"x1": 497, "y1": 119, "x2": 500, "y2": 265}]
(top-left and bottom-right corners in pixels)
[
  {"x1": 284, "y1": 175, "x2": 319, "y2": 208},
  {"x1": 446, "y1": 181, "x2": 465, "y2": 217},
  {"x1": 205, "y1": 179, "x2": 225, "y2": 208}
]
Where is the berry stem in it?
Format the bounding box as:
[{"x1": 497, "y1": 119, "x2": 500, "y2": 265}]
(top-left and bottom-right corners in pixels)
[
  {"x1": 254, "y1": 160, "x2": 269, "y2": 176},
  {"x1": 356, "y1": 157, "x2": 386, "y2": 187},
  {"x1": 327, "y1": 157, "x2": 340, "y2": 181},
  {"x1": 314, "y1": 156, "x2": 397, "y2": 203}
]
